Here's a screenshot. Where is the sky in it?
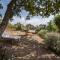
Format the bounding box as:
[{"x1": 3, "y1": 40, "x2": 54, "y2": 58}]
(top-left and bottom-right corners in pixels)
[{"x1": 0, "y1": 0, "x2": 54, "y2": 26}]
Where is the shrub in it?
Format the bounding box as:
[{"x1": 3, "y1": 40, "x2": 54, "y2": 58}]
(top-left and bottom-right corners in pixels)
[
  {"x1": 44, "y1": 32, "x2": 60, "y2": 54},
  {"x1": 47, "y1": 21, "x2": 58, "y2": 32},
  {"x1": 37, "y1": 29, "x2": 48, "y2": 38},
  {"x1": 35, "y1": 27, "x2": 41, "y2": 33},
  {"x1": 54, "y1": 14, "x2": 60, "y2": 32}
]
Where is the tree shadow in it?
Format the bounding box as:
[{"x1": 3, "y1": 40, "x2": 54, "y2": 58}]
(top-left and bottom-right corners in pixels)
[{"x1": 0, "y1": 36, "x2": 60, "y2": 60}]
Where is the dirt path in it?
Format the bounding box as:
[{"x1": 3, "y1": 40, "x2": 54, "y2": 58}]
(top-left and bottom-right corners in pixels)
[
  {"x1": 30, "y1": 34, "x2": 44, "y2": 43},
  {"x1": 3, "y1": 31, "x2": 44, "y2": 43}
]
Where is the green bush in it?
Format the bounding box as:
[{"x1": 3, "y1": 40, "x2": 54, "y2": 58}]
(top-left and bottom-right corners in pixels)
[
  {"x1": 54, "y1": 14, "x2": 60, "y2": 32},
  {"x1": 35, "y1": 27, "x2": 41, "y2": 33},
  {"x1": 45, "y1": 32, "x2": 60, "y2": 53},
  {"x1": 47, "y1": 21, "x2": 58, "y2": 32},
  {"x1": 37, "y1": 29, "x2": 48, "y2": 38}
]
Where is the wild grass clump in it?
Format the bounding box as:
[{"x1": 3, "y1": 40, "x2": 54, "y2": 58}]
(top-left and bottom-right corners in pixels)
[{"x1": 44, "y1": 32, "x2": 60, "y2": 54}]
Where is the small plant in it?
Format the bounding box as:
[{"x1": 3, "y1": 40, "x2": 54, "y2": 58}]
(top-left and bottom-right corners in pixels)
[
  {"x1": 37, "y1": 29, "x2": 48, "y2": 38},
  {"x1": 44, "y1": 32, "x2": 60, "y2": 54}
]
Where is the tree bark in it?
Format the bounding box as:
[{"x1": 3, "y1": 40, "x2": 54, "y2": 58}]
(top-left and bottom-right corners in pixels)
[{"x1": 0, "y1": 0, "x2": 16, "y2": 38}]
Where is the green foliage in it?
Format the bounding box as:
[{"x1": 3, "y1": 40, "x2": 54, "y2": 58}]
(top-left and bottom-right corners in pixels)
[
  {"x1": 22, "y1": 25, "x2": 28, "y2": 32},
  {"x1": 14, "y1": 23, "x2": 22, "y2": 31},
  {"x1": 26, "y1": 24, "x2": 35, "y2": 30},
  {"x1": 54, "y1": 14, "x2": 60, "y2": 32},
  {"x1": 14, "y1": 23, "x2": 28, "y2": 31},
  {"x1": 47, "y1": 21, "x2": 58, "y2": 32},
  {"x1": 7, "y1": 0, "x2": 58, "y2": 17},
  {"x1": 7, "y1": 23, "x2": 15, "y2": 30},
  {"x1": 45, "y1": 32, "x2": 60, "y2": 53},
  {"x1": 35, "y1": 27, "x2": 41, "y2": 33},
  {"x1": 35, "y1": 25, "x2": 46, "y2": 33},
  {"x1": 12, "y1": 0, "x2": 60, "y2": 17},
  {"x1": 47, "y1": 21, "x2": 53, "y2": 31},
  {"x1": 37, "y1": 29, "x2": 48, "y2": 38},
  {"x1": 1, "y1": 0, "x2": 60, "y2": 18},
  {"x1": 51, "y1": 23, "x2": 58, "y2": 32},
  {"x1": 35, "y1": 24, "x2": 48, "y2": 38}
]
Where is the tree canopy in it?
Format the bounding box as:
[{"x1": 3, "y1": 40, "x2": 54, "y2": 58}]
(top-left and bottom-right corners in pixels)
[{"x1": 0, "y1": 0, "x2": 60, "y2": 17}]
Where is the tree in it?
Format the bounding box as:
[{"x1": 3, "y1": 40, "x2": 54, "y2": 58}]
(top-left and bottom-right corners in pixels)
[
  {"x1": 54, "y1": 14, "x2": 60, "y2": 32},
  {"x1": 26, "y1": 24, "x2": 35, "y2": 30},
  {"x1": 0, "y1": 0, "x2": 60, "y2": 37},
  {"x1": 15, "y1": 23, "x2": 22, "y2": 31}
]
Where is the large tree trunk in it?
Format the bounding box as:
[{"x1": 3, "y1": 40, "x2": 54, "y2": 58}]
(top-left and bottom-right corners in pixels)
[{"x1": 0, "y1": 0, "x2": 16, "y2": 38}]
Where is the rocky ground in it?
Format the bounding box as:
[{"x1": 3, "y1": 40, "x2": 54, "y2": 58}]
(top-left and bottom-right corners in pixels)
[{"x1": 0, "y1": 32, "x2": 60, "y2": 60}]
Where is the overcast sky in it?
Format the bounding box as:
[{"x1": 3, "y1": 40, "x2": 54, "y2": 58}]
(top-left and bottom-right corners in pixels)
[{"x1": 0, "y1": 0, "x2": 54, "y2": 26}]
